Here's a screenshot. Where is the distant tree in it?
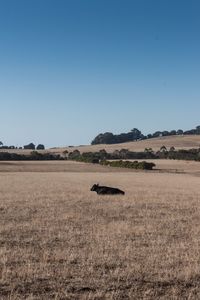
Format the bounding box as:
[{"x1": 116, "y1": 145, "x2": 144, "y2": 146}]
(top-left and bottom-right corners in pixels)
[
  {"x1": 153, "y1": 131, "x2": 162, "y2": 138},
  {"x1": 113, "y1": 150, "x2": 120, "y2": 158},
  {"x1": 184, "y1": 129, "x2": 196, "y2": 135},
  {"x1": 149, "y1": 148, "x2": 153, "y2": 153},
  {"x1": 162, "y1": 131, "x2": 169, "y2": 136},
  {"x1": 144, "y1": 148, "x2": 153, "y2": 153},
  {"x1": 68, "y1": 150, "x2": 81, "y2": 160},
  {"x1": 99, "y1": 149, "x2": 107, "y2": 154},
  {"x1": 36, "y1": 144, "x2": 45, "y2": 150},
  {"x1": 177, "y1": 129, "x2": 183, "y2": 135},
  {"x1": 147, "y1": 134, "x2": 152, "y2": 139},
  {"x1": 30, "y1": 151, "x2": 42, "y2": 159},
  {"x1": 0, "y1": 141, "x2": 3, "y2": 147},
  {"x1": 119, "y1": 149, "x2": 129, "y2": 159},
  {"x1": 99, "y1": 149, "x2": 107, "y2": 159},
  {"x1": 169, "y1": 146, "x2": 175, "y2": 152},
  {"x1": 196, "y1": 126, "x2": 200, "y2": 135},
  {"x1": 24, "y1": 143, "x2": 35, "y2": 150},
  {"x1": 63, "y1": 150, "x2": 69, "y2": 159},
  {"x1": 160, "y1": 145, "x2": 167, "y2": 152},
  {"x1": 131, "y1": 128, "x2": 142, "y2": 140},
  {"x1": 91, "y1": 132, "x2": 116, "y2": 145},
  {"x1": 170, "y1": 130, "x2": 177, "y2": 135}
]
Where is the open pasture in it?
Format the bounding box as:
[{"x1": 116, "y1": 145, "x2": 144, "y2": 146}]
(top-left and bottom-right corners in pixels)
[{"x1": 1, "y1": 161, "x2": 200, "y2": 299}]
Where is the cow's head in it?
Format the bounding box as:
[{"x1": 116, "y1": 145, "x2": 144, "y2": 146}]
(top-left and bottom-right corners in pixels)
[{"x1": 90, "y1": 184, "x2": 99, "y2": 191}]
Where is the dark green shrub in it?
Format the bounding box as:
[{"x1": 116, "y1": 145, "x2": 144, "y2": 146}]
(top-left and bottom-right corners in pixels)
[{"x1": 99, "y1": 160, "x2": 156, "y2": 170}]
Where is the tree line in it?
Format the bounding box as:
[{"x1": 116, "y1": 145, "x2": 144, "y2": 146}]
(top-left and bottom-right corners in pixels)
[
  {"x1": 0, "y1": 142, "x2": 45, "y2": 150},
  {"x1": 67, "y1": 147, "x2": 200, "y2": 162},
  {"x1": 0, "y1": 147, "x2": 200, "y2": 162},
  {"x1": 91, "y1": 126, "x2": 200, "y2": 145},
  {"x1": 0, "y1": 151, "x2": 61, "y2": 161}
]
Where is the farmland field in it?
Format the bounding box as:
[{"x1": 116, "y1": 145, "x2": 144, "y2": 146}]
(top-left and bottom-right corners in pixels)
[{"x1": 1, "y1": 160, "x2": 200, "y2": 299}]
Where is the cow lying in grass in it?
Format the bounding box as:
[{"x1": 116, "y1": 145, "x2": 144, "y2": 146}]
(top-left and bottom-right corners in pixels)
[{"x1": 90, "y1": 184, "x2": 125, "y2": 195}]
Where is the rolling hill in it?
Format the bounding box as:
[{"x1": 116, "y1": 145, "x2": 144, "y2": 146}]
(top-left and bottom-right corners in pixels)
[{"x1": 51, "y1": 134, "x2": 200, "y2": 154}]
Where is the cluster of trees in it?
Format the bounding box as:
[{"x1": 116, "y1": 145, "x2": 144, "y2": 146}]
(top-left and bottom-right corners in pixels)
[
  {"x1": 91, "y1": 126, "x2": 200, "y2": 145},
  {"x1": 157, "y1": 147, "x2": 200, "y2": 161},
  {"x1": 67, "y1": 149, "x2": 157, "y2": 162},
  {"x1": 91, "y1": 128, "x2": 143, "y2": 145},
  {"x1": 101, "y1": 160, "x2": 156, "y2": 170},
  {"x1": 0, "y1": 151, "x2": 62, "y2": 161},
  {"x1": 0, "y1": 142, "x2": 45, "y2": 150},
  {"x1": 67, "y1": 150, "x2": 156, "y2": 170},
  {"x1": 23, "y1": 143, "x2": 45, "y2": 150}
]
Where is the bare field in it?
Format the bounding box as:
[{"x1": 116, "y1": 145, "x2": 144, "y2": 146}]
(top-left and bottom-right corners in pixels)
[{"x1": 1, "y1": 162, "x2": 200, "y2": 299}]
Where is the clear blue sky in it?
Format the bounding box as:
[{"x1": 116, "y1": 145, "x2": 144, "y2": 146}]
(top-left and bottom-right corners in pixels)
[{"x1": 0, "y1": 0, "x2": 200, "y2": 147}]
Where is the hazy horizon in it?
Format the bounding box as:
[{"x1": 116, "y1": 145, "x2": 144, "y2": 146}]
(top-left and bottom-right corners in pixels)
[{"x1": 1, "y1": 0, "x2": 200, "y2": 148}]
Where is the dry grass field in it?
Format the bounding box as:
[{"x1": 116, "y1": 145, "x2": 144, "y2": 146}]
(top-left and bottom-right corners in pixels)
[{"x1": 1, "y1": 160, "x2": 200, "y2": 299}]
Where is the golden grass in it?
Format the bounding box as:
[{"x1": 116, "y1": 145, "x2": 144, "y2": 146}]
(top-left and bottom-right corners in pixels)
[
  {"x1": 1, "y1": 159, "x2": 200, "y2": 176},
  {"x1": 131, "y1": 159, "x2": 200, "y2": 175},
  {"x1": 1, "y1": 162, "x2": 200, "y2": 299},
  {"x1": 0, "y1": 161, "x2": 122, "y2": 173}
]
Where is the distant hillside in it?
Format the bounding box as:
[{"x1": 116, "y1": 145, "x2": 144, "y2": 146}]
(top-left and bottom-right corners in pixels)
[
  {"x1": 1, "y1": 135, "x2": 200, "y2": 156},
  {"x1": 52, "y1": 134, "x2": 200, "y2": 154},
  {"x1": 91, "y1": 126, "x2": 200, "y2": 145}
]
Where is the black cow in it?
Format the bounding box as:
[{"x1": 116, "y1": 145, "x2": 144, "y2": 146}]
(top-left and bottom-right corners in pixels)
[{"x1": 90, "y1": 184, "x2": 125, "y2": 195}]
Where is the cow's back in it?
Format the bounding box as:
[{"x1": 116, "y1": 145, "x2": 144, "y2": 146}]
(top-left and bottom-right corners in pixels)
[{"x1": 97, "y1": 187, "x2": 124, "y2": 195}]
